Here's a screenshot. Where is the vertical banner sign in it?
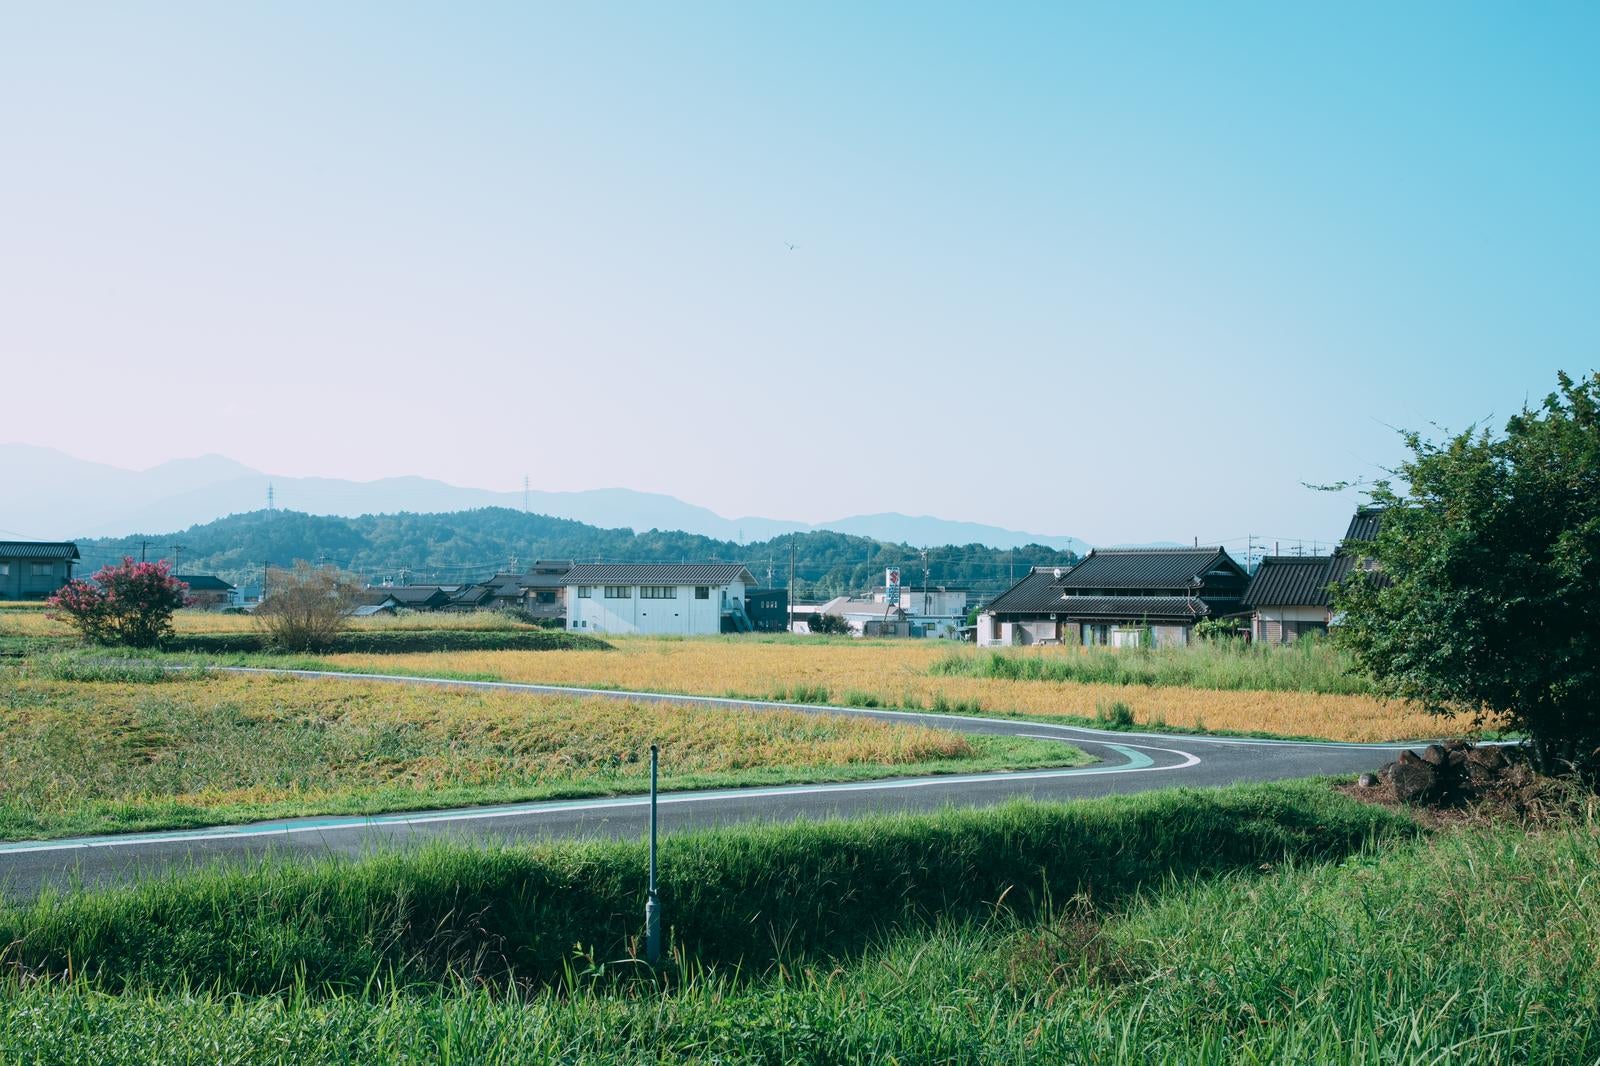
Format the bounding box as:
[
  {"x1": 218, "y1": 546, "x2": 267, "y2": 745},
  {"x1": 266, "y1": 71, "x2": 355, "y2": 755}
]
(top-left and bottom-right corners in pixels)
[{"x1": 884, "y1": 567, "x2": 901, "y2": 606}]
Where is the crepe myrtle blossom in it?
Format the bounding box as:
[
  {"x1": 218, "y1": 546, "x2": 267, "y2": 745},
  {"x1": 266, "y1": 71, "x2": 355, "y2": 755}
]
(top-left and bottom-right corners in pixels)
[{"x1": 46, "y1": 558, "x2": 188, "y2": 647}]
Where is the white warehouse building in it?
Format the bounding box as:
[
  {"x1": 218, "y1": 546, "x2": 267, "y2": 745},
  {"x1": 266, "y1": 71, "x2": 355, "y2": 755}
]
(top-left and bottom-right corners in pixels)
[{"x1": 563, "y1": 563, "x2": 757, "y2": 636}]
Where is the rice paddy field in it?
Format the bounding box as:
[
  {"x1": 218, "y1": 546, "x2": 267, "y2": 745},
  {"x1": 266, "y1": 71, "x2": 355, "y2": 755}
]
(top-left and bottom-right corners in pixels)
[
  {"x1": 0, "y1": 668, "x2": 1082, "y2": 840},
  {"x1": 2, "y1": 608, "x2": 1484, "y2": 741},
  {"x1": 319, "y1": 636, "x2": 1481, "y2": 742}
]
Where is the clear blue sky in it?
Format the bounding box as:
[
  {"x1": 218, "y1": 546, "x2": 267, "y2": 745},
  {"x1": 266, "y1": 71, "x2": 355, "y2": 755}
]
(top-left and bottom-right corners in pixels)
[{"x1": 2, "y1": 2, "x2": 1594, "y2": 545}]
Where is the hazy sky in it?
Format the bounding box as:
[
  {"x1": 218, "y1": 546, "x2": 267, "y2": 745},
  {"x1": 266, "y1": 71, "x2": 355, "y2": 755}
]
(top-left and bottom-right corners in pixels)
[{"x1": 2, "y1": 2, "x2": 1595, "y2": 545}]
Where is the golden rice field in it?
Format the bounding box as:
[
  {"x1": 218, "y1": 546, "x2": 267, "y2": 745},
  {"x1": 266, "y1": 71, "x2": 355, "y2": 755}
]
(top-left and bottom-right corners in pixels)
[
  {"x1": 323, "y1": 637, "x2": 1482, "y2": 742},
  {"x1": 0, "y1": 670, "x2": 1081, "y2": 840}
]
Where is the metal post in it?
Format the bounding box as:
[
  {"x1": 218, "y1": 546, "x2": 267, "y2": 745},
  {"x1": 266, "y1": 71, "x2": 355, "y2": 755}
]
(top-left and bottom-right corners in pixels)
[{"x1": 645, "y1": 744, "x2": 662, "y2": 966}]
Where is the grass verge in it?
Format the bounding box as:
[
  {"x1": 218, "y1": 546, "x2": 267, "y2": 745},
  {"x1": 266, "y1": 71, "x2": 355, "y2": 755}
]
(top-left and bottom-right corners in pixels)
[{"x1": 0, "y1": 781, "x2": 1410, "y2": 993}]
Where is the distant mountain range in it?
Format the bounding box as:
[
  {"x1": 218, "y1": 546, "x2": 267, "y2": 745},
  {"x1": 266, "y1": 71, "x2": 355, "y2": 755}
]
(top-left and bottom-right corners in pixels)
[
  {"x1": 1, "y1": 445, "x2": 1089, "y2": 553},
  {"x1": 71, "y1": 508, "x2": 1084, "y2": 597}
]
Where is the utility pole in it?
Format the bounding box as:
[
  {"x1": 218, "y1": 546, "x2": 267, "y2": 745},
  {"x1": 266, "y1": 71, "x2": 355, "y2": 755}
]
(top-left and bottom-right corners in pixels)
[
  {"x1": 645, "y1": 744, "x2": 662, "y2": 966},
  {"x1": 788, "y1": 536, "x2": 796, "y2": 633},
  {"x1": 170, "y1": 544, "x2": 185, "y2": 573},
  {"x1": 140, "y1": 541, "x2": 149, "y2": 563},
  {"x1": 921, "y1": 547, "x2": 930, "y2": 618}
]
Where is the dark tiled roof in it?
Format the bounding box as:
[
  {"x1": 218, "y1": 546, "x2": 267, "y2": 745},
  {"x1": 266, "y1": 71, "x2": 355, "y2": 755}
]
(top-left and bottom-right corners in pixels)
[
  {"x1": 448, "y1": 585, "x2": 494, "y2": 605},
  {"x1": 1056, "y1": 596, "x2": 1212, "y2": 621},
  {"x1": 983, "y1": 567, "x2": 1074, "y2": 615},
  {"x1": 563, "y1": 563, "x2": 756, "y2": 586},
  {"x1": 1241, "y1": 556, "x2": 1334, "y2": 607},
  {"x1": 174, "y1": 574, "x2": 234, "y2": 591},
  {"x1": 382, "y1": 586, "x2": 451, "y2": 606},
  {"x1": 0, "y1": 541, "x2": 79, "y2": 560},
  {"x1": 1344, "y1": 507, "x2": 1384, "y2": 544},
  {"x1": 1053, "y1": 548, "x2": 1244, "y2": 590},
  {"x1": 486, "y1": 571, "x2": 567, "y2": 590}
]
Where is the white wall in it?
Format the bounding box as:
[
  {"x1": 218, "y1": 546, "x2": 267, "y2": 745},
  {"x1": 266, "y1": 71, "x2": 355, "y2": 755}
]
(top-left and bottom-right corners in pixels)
[{"x1": 567, "y1": 579, "x2": 744, "y2": 635}]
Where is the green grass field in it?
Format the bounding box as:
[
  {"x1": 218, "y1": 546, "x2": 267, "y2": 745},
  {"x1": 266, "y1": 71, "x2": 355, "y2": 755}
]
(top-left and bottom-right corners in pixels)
[
  {"x1": 1, "y1": 783, "x2": 1593, "y2": 1062},
  {"x1": 930, "y1": 637, "x2": 1374, "y2": 695}
]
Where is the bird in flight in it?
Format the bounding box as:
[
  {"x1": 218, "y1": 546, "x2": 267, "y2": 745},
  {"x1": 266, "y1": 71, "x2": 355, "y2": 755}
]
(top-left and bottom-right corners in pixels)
[{"x1": 785, "y1": 242, "x2": 798, "y2": 251}]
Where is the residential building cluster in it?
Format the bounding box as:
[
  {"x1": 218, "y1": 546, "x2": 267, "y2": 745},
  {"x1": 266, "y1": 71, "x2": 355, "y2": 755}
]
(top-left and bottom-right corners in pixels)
[{"x1": 1, "y1": 507, "x2": 1379, "y2": 643}]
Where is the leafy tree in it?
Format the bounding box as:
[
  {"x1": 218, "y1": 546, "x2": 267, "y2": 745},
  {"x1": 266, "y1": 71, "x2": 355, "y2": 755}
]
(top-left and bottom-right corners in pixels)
[
  {"x1": 78, "y1": 511, "x2": 1079, "y2": 600},
  {"x1": 46, "y1": 558, "x2": 187, "y2": 647},
  {"x1": 1193, "y1": 617, "x2": 1245, "y2": 642},
  {"x1": 254, "y1": 561, "x2": 362, "y2": 651},
  {"x1": 807, "y1": 613, "x2": 852, "y2": 636},
  {"x1": 1335, "y1": 371, "x2": 1600, "y2": 778}
]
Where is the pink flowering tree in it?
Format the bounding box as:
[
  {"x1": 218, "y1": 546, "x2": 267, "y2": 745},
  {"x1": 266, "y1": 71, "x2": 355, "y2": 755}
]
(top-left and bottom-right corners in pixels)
[{"x1": 47, "y1": 558, "x2": 188, "y2": 647}]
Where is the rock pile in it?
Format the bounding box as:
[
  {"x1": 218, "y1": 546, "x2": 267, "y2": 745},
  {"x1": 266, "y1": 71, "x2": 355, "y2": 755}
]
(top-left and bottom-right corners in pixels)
[{"x1": 1363, "y1": 739, "x2": 1534, "y2": 806}]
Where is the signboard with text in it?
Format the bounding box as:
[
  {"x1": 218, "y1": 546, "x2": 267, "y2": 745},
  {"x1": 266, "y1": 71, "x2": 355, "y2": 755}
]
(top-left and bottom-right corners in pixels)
[{"x1": 884, "y1": 567, "x2": 901, "y2": 606}]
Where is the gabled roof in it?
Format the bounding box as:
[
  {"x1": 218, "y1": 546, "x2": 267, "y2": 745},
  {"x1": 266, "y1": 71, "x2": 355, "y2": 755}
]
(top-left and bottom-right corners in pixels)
[
  {"x1": 563, "y1": 563, "x2": 756, "y2": 586},
  {"x1": 0, "y1": 541, "x2": 79, "y2": 560},
  {"x1": 1241, "y1": 556, "x2": 1334, "y2": 608},
  {"x1": 381, "y1": 586, "x2": 452, "y2": 606},
  {"x1": 1343, "y1": 507, "x2": 1384, "y2": 544},
  {"x1": 821, "y1": 596, "x2": 906, "y2": 619},
  {"x1": 1055, "y1": 595, "x2": 1212, "y2": 621},
  {"x1": 1053, "y1": 548, "x2": 1245, "y2": 590},
  {"x1": 174, "y1": 574, "x2": 234, "y2": 592},
  {"x1": 485, "y1": 571, "x2": 567, "y2": 591},
  {"x1": 447, "y1": 585, "x2": 495, "y2": 605},
  {"x1": 982, "y1": 567, "x2": 1074, "y2": 615}
]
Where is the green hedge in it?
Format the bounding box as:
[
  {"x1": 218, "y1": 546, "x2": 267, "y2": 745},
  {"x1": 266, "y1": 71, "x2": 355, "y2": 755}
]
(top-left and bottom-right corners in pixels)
[
  {"x1": 0, "y1": 781, "x2": 1413, "y2": 994},
  {"x1": 162, "y1": 628, "x2": 612, "y2": 655}
]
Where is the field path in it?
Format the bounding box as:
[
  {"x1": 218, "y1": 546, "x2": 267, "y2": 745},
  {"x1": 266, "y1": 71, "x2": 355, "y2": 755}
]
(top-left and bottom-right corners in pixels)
[{"x1": 0, "y1": 667, "x2": 1419, "y2": 900}]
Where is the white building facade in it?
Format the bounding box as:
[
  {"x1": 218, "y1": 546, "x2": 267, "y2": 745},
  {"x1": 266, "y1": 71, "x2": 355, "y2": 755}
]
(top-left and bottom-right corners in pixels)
[{"x1": 564, "y1": 563, "x2": 756, "y2": 636}]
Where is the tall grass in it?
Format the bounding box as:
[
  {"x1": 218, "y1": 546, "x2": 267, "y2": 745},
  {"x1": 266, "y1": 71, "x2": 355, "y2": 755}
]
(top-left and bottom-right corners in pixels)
[
  {"x1": 930, "y1": 638, "x2": 1374, "y2": 695},
  {"x1": 5, "y1": 788, "x2": 1592, "y2": 1062},
  {"x1": 0, "y1": 782, "x2": 1409, "y2": 994}
]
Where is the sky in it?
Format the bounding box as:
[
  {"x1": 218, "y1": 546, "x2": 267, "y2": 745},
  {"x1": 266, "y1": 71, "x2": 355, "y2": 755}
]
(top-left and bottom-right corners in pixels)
[{"x1": 1, "y1": 2, "x2": 1595, "y2": 546}]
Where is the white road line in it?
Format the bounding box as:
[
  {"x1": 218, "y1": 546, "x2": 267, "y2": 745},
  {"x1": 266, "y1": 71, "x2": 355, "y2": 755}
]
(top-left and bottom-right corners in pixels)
[{"x1": 0, "y1": 744, "x2": 1199, "y2": 855}]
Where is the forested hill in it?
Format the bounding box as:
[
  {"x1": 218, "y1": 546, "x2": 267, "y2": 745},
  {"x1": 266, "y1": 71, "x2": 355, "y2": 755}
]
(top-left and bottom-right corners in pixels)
[{"x1": 76, "y1": 508, "x2": 1081, "y2": 599}]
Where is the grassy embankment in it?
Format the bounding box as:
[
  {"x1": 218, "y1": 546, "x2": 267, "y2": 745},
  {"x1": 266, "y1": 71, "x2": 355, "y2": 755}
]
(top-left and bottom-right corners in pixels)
[
  {"x1": 316, "y1": 636, "x2": 1479, "y2": 742},
  {"x1": 2, "y1": 783, "x2": 1595, "y2": 1061},
  {"x1": 0, "y1": 667, "x2": 1084, "y2": 841}
]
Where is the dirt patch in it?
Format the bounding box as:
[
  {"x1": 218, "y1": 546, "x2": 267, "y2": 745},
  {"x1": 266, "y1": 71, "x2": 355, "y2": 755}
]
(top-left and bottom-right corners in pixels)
[{"x1": 1339, "y1": 739, "x2": 1589, "y2": 828}]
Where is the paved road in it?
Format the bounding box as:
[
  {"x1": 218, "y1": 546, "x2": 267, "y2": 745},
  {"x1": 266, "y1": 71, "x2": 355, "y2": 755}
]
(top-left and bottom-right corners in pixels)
[{"x1": 0, "y1": 668, "x2": 1413, "y2": 900}]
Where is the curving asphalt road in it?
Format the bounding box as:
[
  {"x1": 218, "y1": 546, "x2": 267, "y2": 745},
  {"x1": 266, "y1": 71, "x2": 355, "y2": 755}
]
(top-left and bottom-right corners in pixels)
[{"x1": 0, "y1": 668, "x2": 1414, "y2": 901}]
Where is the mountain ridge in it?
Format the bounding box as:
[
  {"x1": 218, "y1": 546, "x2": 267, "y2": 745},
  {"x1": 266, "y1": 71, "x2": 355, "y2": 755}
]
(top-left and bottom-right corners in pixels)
[{"x1": 1, "y1": 444, "x2": 1089, "y2": 553}]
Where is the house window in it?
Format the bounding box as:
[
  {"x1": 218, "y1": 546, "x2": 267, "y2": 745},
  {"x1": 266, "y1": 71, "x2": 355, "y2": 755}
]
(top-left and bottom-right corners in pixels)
[
  {"x1": 604, "y1": 586, "x2": 632, "y2": 599},
  {"x1": 30, "y1": 563, "x2": 53, "y2": 577},
  {"x1": 639, "y1": 586, "x2": 676, "y2": 599},
  {"x1": 0, "y1": 564, "x2": 8, "y2": 576},
  {"x1": 577, "y1": 586, "x2": 591, "y2": 598},
  {"x1": 695, "y1": 586, "x2": 710, "y2": 600}
]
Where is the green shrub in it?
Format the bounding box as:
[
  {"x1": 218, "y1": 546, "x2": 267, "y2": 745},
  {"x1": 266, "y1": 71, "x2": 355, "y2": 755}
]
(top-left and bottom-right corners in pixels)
[{"x1": 1096, "y1": 700, "x2": 1136, "y2": 729}]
